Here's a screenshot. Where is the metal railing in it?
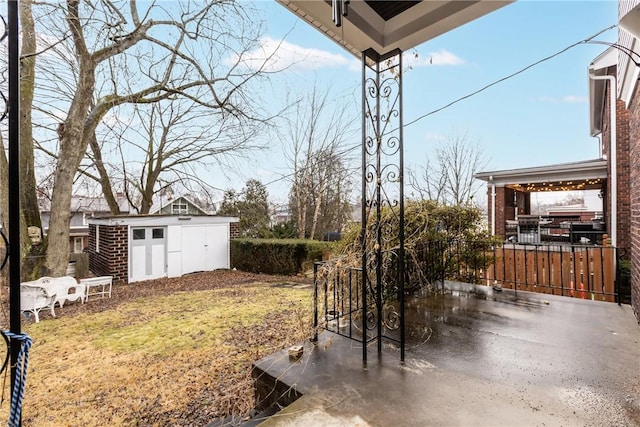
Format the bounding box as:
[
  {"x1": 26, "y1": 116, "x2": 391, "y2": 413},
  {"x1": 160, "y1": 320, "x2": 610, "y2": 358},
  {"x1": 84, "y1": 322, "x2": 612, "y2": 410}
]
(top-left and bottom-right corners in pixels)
[{"x1": 312, "y1": 240, "x2": 624, "y2": 342}]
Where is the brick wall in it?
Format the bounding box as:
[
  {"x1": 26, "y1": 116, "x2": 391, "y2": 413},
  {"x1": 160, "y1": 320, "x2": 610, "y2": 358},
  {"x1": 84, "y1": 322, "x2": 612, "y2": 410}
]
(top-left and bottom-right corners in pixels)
[
  {"x1": 489, "y1": 186, "x2": 521, "y2": 239},
  {"x1": 617, "y1": 99, "x2": 631, "y2": 254},
  {"x1": 88, "y1": 224, "x2": 129, "y2": 284},
  {"x1": 601, "y1": 77, "x2": 631, "y2": 254},
  {"x1": 628, "y1": 83, "x2": 640, "y2": 322},
  {"x1": 230, "y1": 222, "x2": 240, "y2": 239}
]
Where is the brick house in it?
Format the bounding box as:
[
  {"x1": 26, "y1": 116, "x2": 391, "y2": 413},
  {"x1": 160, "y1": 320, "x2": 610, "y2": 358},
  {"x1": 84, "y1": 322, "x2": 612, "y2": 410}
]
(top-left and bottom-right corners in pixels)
[
  {"x1": 615, "y1": 0, "x2": 640, "y2": 322},
  {"x1": 475, "y1": 160, "x2": 608, "y2": 243},
  {"x1": 475, "y1": 4, "x2": 640, "y2": 319}
]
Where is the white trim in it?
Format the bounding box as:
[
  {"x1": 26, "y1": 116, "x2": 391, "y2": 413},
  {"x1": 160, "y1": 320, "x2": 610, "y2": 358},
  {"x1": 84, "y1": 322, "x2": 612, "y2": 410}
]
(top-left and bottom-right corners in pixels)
[
  {"x1": 88, "y1": 215, "x2": 239, "y2": 227},
  {"x1": 475, "y1": 159, "x2": 608, "y2": 187},
  {"x1": 276, "y1": 0, "x2": 512, "y2": 57},
  {"x1": 96, "y1": 225, "x2": 100, "y2": 253},
  {"x1": 618, "y1": 31, "x2": 640, "y2": 108},
  {"x1": 588, "y1": 47, "x2": 617, "y2": 136}
]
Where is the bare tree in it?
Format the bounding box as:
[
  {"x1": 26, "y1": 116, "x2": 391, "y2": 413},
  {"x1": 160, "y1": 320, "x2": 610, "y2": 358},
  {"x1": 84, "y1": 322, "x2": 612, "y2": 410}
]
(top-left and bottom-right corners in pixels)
[
  {"x1": 282, "y1": 85, "x2": 357, "y2": 239},
  {"x1": 21, "y1": 1, "x2": 275, "y2": 275},
  {"x1": 83, "y1": 97, "x2": 264, "y2": 215},
  {"x1": 290, "y1": 149, "x2": 353, "y2": 239},
  {"x1": 409, "y1": 132, "x2": 488, "y2": 206}
]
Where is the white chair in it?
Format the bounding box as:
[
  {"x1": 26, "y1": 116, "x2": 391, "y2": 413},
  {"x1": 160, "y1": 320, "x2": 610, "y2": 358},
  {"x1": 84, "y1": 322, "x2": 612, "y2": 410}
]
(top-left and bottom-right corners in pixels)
[{"x1": 20, "y1": 283, "x2": 56, "y2": 323}]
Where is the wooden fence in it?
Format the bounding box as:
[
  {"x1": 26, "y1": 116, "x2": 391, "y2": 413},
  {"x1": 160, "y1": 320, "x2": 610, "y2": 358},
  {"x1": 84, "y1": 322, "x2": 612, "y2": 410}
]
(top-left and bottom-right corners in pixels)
[{"x1": 485, "y1": 245, "x2": 617, "y2": 302}]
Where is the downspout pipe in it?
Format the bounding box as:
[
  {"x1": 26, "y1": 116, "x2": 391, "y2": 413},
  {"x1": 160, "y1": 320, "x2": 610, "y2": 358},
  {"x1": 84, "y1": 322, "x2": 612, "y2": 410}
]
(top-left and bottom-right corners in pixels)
[{"x1": 589, "y1": 72, "x2": 616, "y2": 248}]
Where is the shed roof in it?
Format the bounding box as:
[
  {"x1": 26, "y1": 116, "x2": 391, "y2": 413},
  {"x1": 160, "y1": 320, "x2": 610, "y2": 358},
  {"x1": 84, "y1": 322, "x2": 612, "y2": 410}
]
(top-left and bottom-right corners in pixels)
[{"x1": 88, "y1": 214, "x2": 239, "y2": 227}]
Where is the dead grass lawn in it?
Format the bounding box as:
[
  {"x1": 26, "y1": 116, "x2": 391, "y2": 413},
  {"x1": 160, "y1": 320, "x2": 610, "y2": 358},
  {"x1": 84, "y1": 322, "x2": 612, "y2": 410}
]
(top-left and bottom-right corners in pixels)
[{"x1": 0, "y1": 271, "x2": 313, "y2": 426}]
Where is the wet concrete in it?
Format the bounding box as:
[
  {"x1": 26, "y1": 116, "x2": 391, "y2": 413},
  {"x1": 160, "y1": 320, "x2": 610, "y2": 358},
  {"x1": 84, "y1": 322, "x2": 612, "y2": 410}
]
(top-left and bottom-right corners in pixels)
[{"x1": 252, "y1": 283, "x2": 640, "y2": 426}]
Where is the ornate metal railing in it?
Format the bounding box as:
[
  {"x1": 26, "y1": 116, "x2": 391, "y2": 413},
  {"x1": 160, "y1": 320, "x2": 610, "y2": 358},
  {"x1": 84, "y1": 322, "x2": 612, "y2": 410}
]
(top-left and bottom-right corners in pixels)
[
  {"x1": 312, "y1": 240, "x2": 625, "y2": 349},
  {"x1": 312, "y1": 262, "x2": 400, "y2": 344}
]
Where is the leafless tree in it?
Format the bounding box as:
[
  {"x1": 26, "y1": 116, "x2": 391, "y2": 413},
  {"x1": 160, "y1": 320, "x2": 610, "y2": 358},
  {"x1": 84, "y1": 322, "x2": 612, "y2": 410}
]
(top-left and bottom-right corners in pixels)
[
  {"x1": 409, "y1": 132, "x2": 488, "y2": 206},
  {"x1": 19, "y1": 0, "x2": 276, "y2": 275},
  {"x1": 83, "y1": 97, "x2": 265, "y2": 215},
  {"x1": 282, "y1": 85, "x2": 357, "y2": 239}
]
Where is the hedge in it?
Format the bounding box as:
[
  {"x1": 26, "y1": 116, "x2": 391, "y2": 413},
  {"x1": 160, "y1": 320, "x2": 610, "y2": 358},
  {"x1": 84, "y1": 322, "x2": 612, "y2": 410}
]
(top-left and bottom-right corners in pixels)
[{"x1": 230, "y1": 238, "x2": 333, "y2": 275}]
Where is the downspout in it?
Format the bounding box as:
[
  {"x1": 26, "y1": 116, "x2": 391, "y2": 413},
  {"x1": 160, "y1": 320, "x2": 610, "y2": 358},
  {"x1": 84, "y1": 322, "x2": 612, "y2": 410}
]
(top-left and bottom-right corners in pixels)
[
  {"x1": 589, "y1": 72, "x2": 617, "y2": 247},
  {"x1": 489, "y1": 175, "x2": 496, "y2": 236}
]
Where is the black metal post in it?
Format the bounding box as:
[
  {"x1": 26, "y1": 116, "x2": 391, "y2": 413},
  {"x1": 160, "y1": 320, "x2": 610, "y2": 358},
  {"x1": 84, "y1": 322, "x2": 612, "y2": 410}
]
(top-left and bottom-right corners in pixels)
[
  {"x1": 398, "y1": 52, "x2": 405, "y2": 362},
  {"x1": 361, "y1": 49, "x2": 404, "y2": 363},
  {"x1": 560, "y1": 247, "x2": 565, "y2": 297},
  {"x1": 360, "y1": 51, "x2": 368, "y2": 366},
  {"x1": 375, "y1": 55, "x2": 382, "y2": 356},
  {"x1": 312, "y1": 262, "x2": 319, "y2": 342},
  {"x1": 8, "y1": 1, "x2": 21, "y2": 423}
]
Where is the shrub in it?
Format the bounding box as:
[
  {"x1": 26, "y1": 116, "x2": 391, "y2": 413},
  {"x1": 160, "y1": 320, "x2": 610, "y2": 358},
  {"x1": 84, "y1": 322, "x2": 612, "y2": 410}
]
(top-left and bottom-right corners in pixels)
[
  {"x1": 231, "y1": 239, "x2": 334, "y2": 275},
  {"x1": 333, "y1": 200, "x2": 500, "y2": 297}
]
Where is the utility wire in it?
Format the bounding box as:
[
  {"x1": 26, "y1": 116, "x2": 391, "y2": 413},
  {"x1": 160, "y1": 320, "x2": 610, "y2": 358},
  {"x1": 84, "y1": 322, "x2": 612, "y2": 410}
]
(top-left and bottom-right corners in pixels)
[
  {"x1": 233, "y1": 24, "x2": 619, "y2": 196},
  {"x1": 401, "y1": 24, "x2": 617, "y2": 130}
]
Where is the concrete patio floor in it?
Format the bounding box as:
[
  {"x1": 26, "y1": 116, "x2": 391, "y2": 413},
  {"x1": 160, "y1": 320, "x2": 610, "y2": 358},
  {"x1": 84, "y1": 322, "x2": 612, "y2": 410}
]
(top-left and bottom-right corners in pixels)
[{"x1": 252, "y1": 285, "x2": 640, "y2": 426}]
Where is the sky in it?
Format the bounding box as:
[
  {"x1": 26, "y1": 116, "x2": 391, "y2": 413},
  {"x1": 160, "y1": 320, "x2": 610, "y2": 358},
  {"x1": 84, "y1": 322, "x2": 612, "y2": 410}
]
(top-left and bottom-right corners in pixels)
[{"x1": 215, "y1": 1, "x2": 619, "y2": 208}]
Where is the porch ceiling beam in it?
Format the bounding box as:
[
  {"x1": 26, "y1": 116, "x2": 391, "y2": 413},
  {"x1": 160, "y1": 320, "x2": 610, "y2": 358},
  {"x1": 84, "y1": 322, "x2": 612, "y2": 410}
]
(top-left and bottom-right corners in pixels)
[{"x1": 276, "y1": 0, "x2": 512, "y2": 57}]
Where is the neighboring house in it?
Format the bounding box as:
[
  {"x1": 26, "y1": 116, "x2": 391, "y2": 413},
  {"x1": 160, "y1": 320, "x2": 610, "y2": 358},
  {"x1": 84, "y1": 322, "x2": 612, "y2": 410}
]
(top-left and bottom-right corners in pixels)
[
  {"x1": 480, "y1": 0, "x2": 640, "y2": 322},
  {"x1": 87, "y1": 214, "x2": 239, "y2": 284},
  {"x1": 475, "y1": 160, "x2": 609, "y2": 241},
  {"x1": 604, "y1": 1, "x2": 640, "y2": 322},
  {"x1": 149, "y1": 194, "x2": 212, "y2": 216},
  {"x1": 39, "y1": 193, "x2": 130, "y2": 253},
  {"x1": 545, "y1": 205, "x2": 602, "y2": 223},
  {"x1": 271, "y1": 208, "x2": 291, "y2": 226}
]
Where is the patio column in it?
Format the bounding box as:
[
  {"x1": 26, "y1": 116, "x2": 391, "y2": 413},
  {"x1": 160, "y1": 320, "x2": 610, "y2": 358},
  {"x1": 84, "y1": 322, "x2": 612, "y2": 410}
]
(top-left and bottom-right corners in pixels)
[{"x1": 361, "y1": 49, "x2": 405, "y2": 363}]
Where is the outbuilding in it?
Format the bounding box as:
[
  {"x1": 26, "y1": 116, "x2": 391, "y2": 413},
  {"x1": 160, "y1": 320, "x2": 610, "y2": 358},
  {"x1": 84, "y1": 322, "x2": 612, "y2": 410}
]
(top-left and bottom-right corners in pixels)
[{"x1": 87, "y1": 215, "x2": 239, "y2": 284}]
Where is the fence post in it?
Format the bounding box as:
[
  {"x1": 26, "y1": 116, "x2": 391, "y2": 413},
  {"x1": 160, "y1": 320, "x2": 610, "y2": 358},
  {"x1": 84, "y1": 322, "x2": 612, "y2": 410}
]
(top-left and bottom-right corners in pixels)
[
  {"x1": 312, "y1": 262, "x2": 320, "y2": 342},
  {"x1": 615, "y1": 248, "x2": 620, "y2": 306}
]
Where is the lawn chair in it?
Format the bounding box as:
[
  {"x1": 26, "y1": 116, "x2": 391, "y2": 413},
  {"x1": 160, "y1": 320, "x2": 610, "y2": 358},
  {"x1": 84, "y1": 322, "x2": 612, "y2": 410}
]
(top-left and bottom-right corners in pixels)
[{"x1": 20, "y1": 283, "x2": 56, "y2": 323}]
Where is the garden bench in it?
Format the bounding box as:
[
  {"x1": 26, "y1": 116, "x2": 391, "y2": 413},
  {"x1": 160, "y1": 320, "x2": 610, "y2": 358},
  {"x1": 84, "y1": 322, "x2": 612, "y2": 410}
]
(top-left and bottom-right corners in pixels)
[{"x1": 22, "y1": 276, "x2": 86, "y2": 308}]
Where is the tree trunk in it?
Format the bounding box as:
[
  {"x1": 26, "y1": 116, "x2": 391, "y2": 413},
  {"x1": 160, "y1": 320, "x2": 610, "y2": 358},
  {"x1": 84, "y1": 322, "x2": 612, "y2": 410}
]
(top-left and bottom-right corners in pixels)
[
  {"x1": 88, "y1": 131, "x2": 120, "y2": 215},
  {"x1": 44, "y1": 0, "x2": 97, "y2": 276},
  {"x1": 19, "y1": 0, "x2": 41, "y2": 245},
  {"x1": 310, "y1": 182, "x2": 325, "y2": 240}
]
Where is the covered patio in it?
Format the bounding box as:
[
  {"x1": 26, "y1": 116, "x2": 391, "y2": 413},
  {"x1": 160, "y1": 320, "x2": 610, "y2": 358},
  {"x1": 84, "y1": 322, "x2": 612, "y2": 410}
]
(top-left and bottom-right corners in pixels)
[
  {"x1": 475, "y1": 159, "x2": 608, "y2": 245},
  {"x1": 253, "y1": 283, "x2": 640, "y2": 426}
]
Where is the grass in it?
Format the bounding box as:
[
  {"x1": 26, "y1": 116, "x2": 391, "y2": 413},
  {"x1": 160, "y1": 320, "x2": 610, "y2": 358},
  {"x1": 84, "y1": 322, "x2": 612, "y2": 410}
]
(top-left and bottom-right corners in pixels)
[{"x1": 0, "y1": 281, "x2": 313, "y2": 426}]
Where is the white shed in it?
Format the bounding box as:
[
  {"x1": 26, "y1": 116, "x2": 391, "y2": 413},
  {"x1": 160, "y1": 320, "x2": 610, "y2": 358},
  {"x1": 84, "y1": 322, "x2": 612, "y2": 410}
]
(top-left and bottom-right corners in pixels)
[{"x1": 88, "y1": 215, "x2": 239, "y2": 284}]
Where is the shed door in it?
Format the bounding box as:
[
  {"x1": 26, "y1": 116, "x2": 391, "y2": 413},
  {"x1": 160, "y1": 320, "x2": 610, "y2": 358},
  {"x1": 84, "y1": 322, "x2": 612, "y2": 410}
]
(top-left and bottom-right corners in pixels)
[
  {"x1": 130, "y1": 227, "x2": 167, "y2": 282},
  {"x1": 181, "y1": 225, "x2": 229, "y2": 275}
]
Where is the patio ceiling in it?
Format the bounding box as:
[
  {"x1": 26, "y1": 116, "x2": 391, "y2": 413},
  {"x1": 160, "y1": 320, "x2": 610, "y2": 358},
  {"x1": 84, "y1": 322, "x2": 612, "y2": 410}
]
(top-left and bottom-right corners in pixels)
[
  {"x1": 276, "y1": 0, "x2": 513, "y2": 57},
  {"x1": 475, "y1": 159, "x2": 608, "y2": 192}
]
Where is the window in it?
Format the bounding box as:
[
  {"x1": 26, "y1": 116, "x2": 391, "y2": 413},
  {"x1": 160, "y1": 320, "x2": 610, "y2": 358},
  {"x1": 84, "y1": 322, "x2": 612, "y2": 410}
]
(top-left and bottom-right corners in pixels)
[
  {"x1": 133, "y1": 229, "x2": 145, "y2": 240},
  {"x1": 152, "y1": 228, "x2": 164, "y2": 239},
  {"x1": 74, "y1": 237, "x2": 84, "y2": 253},
  {"x1": 96, "y1": 225, "x2": 100, "y2": 253},
  {"x1": 171, "y1": 201, "x2": 188, "y2": 215}
]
